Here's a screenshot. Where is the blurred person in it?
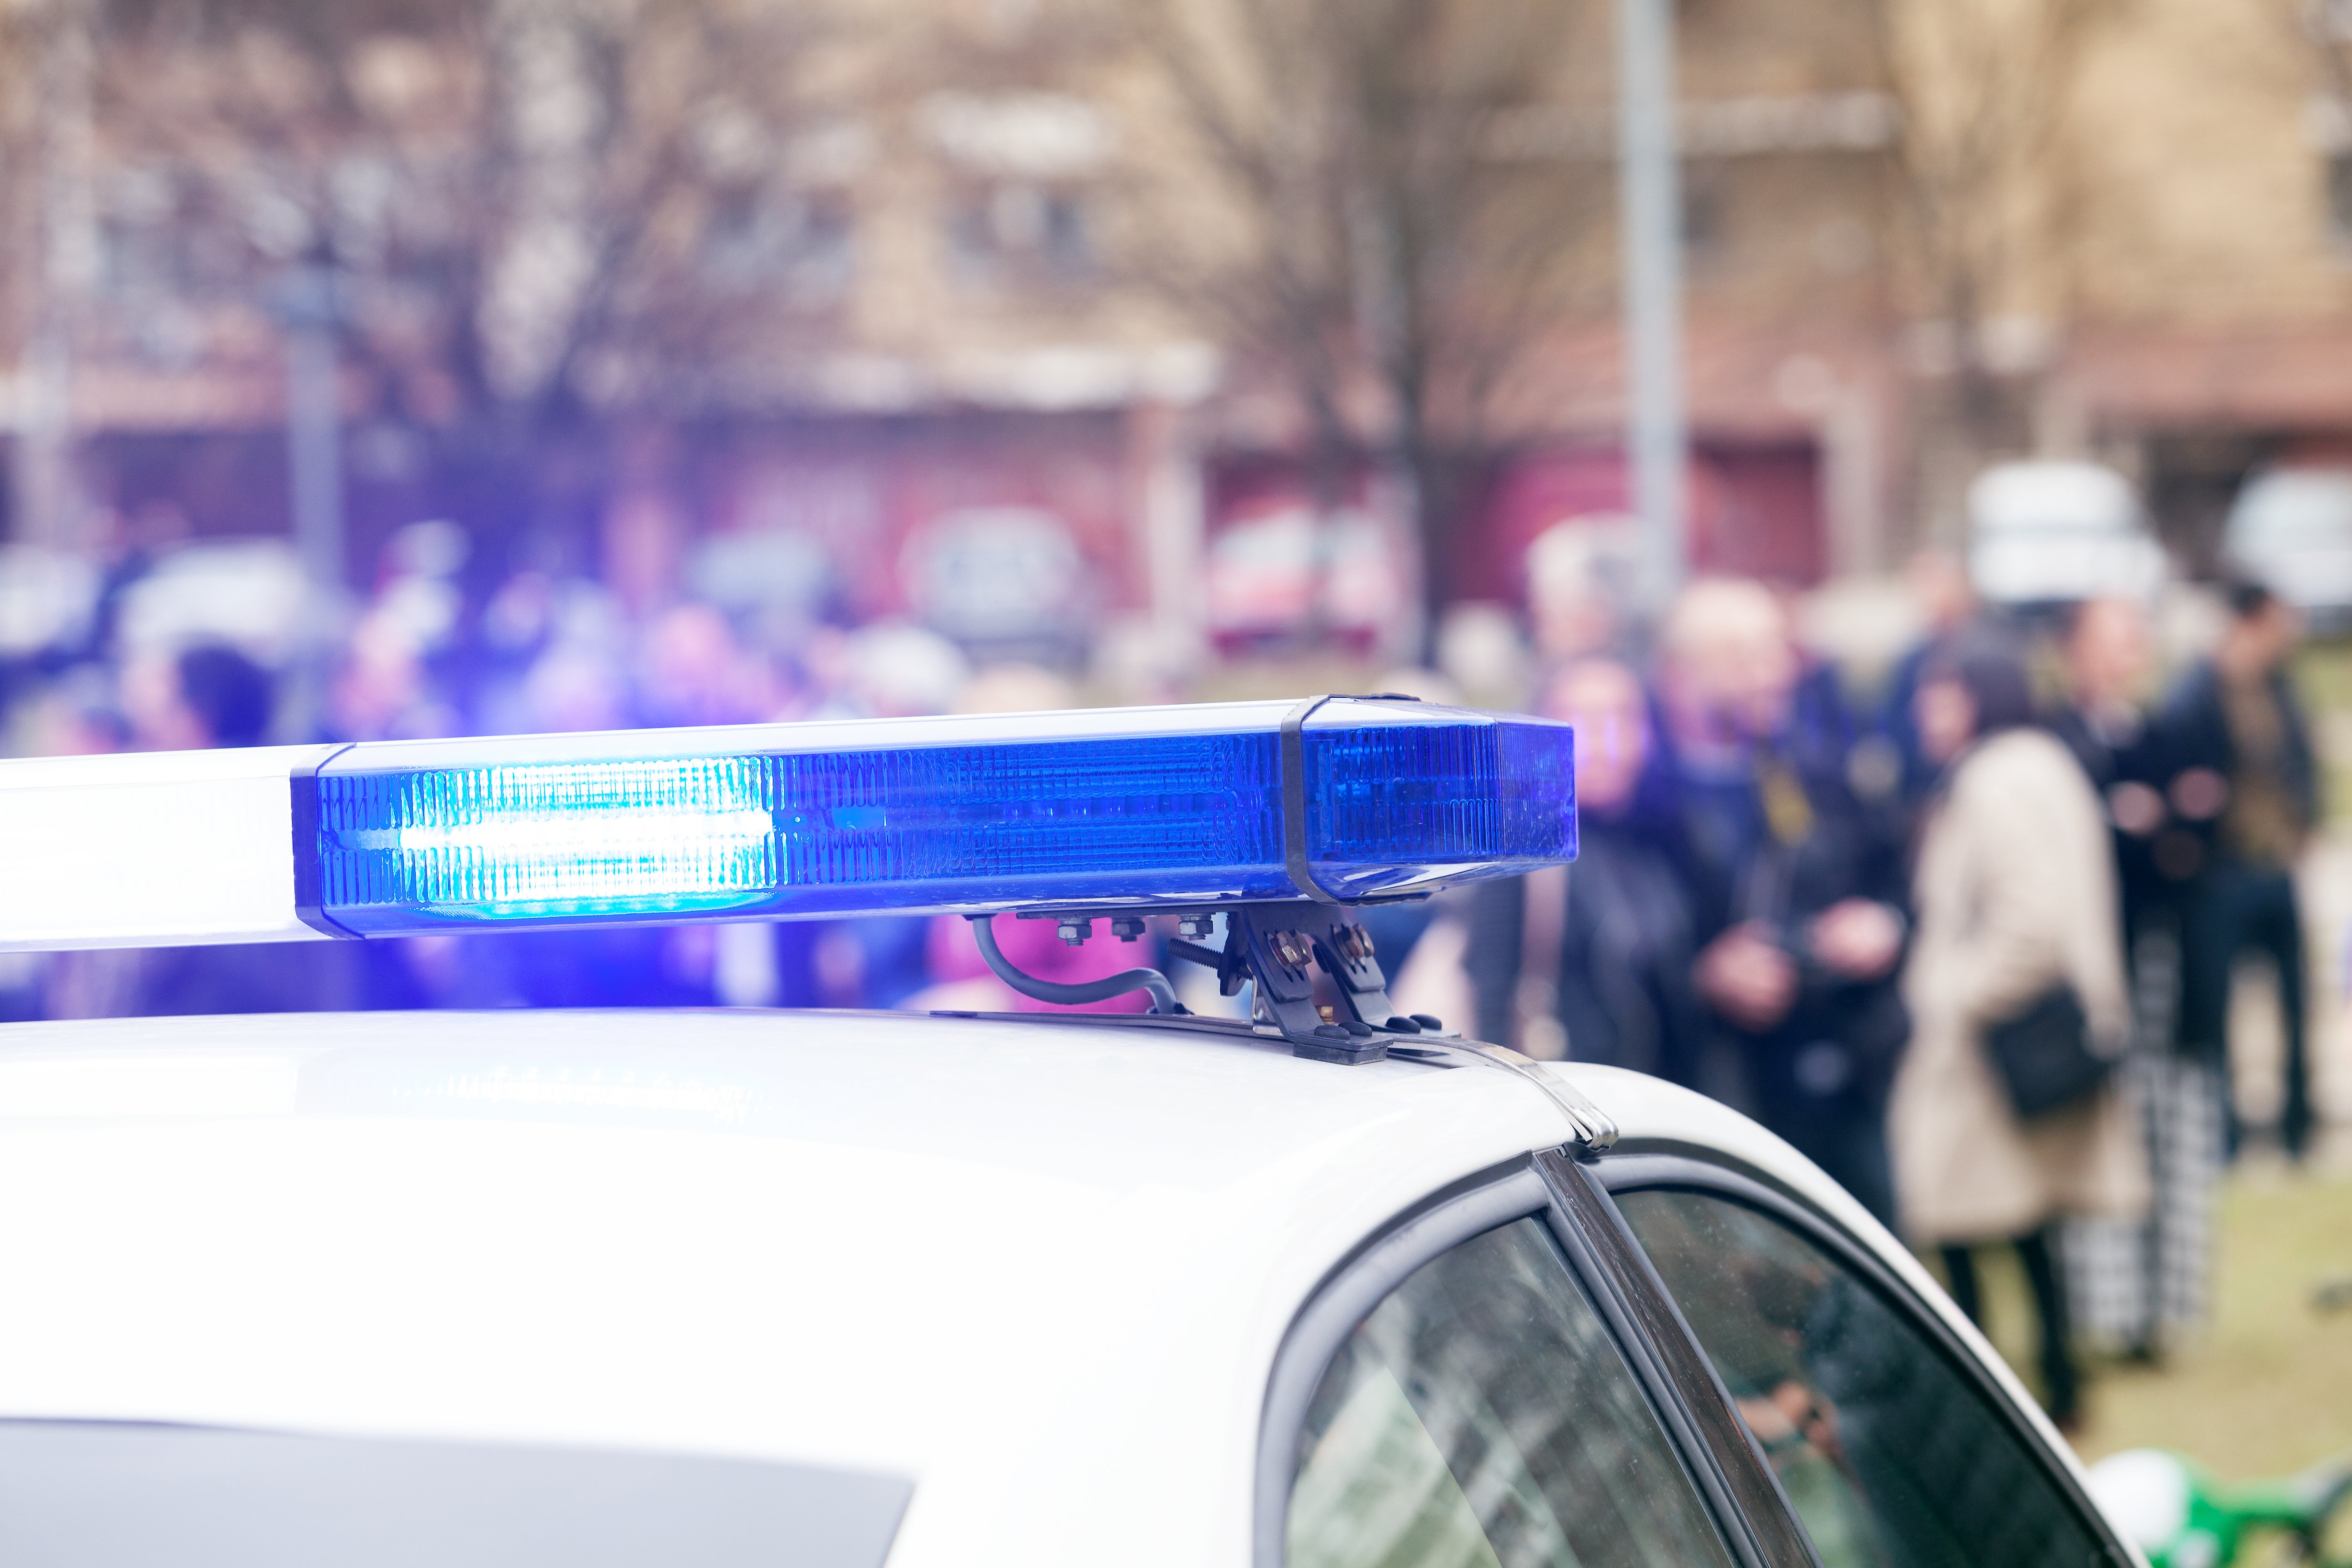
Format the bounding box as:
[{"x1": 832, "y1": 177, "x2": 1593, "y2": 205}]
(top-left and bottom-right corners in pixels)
[
  {"x1": 1876, "y1": 548, "x2": 1982, "y2": 809},
  {"x1": 602, "y1": 489, "x2": 686, "y2": 622},
  {"x1": 2050, "y1": 597, "x2": 2172, "y2": 928},
  {"x1": 1778, "y1": 583, "x2": 1860, "y2": 785},
  {"x1": 1891, "y1": 635, "x2": 2147, "y2": 1428},
  {"x1": 471, "y1": 568, "x2": 630, "y2": 737},
  {"x1": 842, "y1": 622, "x2": 969, "y2": 719},
  {"x1": 520, "y1": 641, "x2": 632, "y2": 733},
  {"x1": 1466, "y1": 657, "x2": 1702, "y2": 1080},
  {"x1": 370, "y1": 519, "x2": 470, "y2": 659},
  {"x1": 2163, "y1": 580, "x2": 2319, "y2": 1159},
  {"x1": 70, "y1": 501, "x2": 189, "y2": 667},
  {"x1": 122, "y1": 641, "x2": 273, "y2": 751},
  {"x1": 1525, "y1": 524, "x2": 1635, "y2": 667},
  {"x1": 1659, "y1": 579, "x2": 1910, "y2": 1227},
  {"x1": 637, "y1": 603, "x2": 765, "y2": 728},
  {"x1": 330, "y1": 611, "x2": 460, "y2": 742},
  {"x1": 1435, "y1": 603, "x2": 1533, "y2": 712},
  {"x1": 52, "y1": 644, "x2": 358, "y2": 1019},
  {"x1": 15, "y1": 666, "x2": 128, "y2": 758},
  {"x1": 2051, "y1": 597, "x2": 2225, "y2": 1360}
]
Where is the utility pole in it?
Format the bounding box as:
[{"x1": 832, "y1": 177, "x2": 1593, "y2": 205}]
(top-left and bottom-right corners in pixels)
[
  {"x1": 13, "y1": 0, "x2": 96, "y2": 553},
  {"x1": 1616, "y1": 0, "x2": 1688, "y2": 605},
  {"x1": 278, "y1": 257, "x2": 346, "y2": 600},
  {"x1": 272, "y1": 252, "x2": 347, "y2": 740}
]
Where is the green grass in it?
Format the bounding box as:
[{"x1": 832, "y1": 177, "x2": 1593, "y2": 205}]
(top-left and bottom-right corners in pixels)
[
  {"x1": 2296, "y1": 639, "x2": 2352, "y2": 827},
  {"x1": 1969, "y1": 1169, "x2": 2352, "y2": 1476}
]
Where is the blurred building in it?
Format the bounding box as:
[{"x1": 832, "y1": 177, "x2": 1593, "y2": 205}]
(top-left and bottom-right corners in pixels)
[{"x1": 2, "y1": 0, "x2": 2351, "y2": 644}]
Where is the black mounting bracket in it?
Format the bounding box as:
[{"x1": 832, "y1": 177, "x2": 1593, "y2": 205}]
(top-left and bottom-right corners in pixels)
[
  {"x1": 1006, "y1": 900, "x2": 1450, "y2": 1065},
  {"x1": 1149, "y1": 903, "x2": 1440, "y2": 1065}
]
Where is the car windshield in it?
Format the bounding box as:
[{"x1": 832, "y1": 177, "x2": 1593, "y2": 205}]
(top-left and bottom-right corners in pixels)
[{"x1": 0, "y1": 1421, "x2": 911, "y2": 1568}]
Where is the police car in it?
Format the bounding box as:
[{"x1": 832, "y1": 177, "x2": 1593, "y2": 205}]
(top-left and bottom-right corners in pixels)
[{"x1": 0, "y1": 697, "x2": 2137, "y2": 1568}]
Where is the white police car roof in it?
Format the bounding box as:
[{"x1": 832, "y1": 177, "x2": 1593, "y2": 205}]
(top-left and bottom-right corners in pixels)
[
  {"x1": 0, "y1": 1004, "x2": 2061, "y2": 1568},
  {"x1": 0, "y1": 702, "x2": 2109, "y2": 1565}
]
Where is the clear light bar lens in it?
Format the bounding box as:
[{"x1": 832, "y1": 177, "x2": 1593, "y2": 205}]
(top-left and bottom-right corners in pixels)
[
  {"x1": 319, "y1": 758, "x2": 776, "y2": 920},
  {"x1": 303, "y1": 700, "x2": 1573, "y2": 934}
]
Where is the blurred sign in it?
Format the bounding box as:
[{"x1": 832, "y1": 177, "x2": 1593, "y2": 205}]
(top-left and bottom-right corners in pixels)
[
  {"x1": 1204, "y1": 506, "x2": 1407, "y2": 645},
  {"x1": 687, "y1": 528, "x2": 837, "y2": 623},
  {"x1": 1968, "y1": 461, "x2": 2167, "y2": 605},
  {"x1": 117, "y1": 539, "x2": 314, "y2": 665},
  {"x1": 901, "y1": 506, "x2": 1090, "y2": 644},
  {"x1": 2225, "y1": 467, "x2": 2352, "y2": 617},
  {"x1": 0, "y1": 546, "x2": 97, "y2": 656}
]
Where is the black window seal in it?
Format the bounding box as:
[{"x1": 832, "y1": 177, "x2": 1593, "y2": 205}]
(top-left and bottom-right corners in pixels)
[
  {"x1": 1253, "y1": 1151, "x2": 1806, "y2": 1568},
  {"x1": 1593, "y1": 1145, "x2": 2138, "y2": 1568},
  {"x1": 1535, "y1": 1149, "x2": 1823, "y2": 1568}
]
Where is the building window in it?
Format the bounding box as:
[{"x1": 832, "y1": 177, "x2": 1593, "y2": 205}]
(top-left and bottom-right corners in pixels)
[
  {"x1": 1680, "y1": 169, "x2": 1728, "y2": 268},
  {"x1": 699, "y1": 187, "x2": 856, "y2": 303},
  {"x1": 2328, "y1": 152, "x2": 2352, "y2": 249},
  {"x1": 944, "y1": 182, "x2": 1095, "y2": 290}
]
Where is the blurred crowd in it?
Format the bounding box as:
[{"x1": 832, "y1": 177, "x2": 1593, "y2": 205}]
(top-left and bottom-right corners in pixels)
[
  {"x1": 0, "y1": 515, "x2": 2331, "y2": 1428},
  {"x1": 0, "y1": 516, "x2": 1168, "y2": 1026},
  {"x1": 1456, "y1": 557, "x2": 2319, "y2": 1430}
]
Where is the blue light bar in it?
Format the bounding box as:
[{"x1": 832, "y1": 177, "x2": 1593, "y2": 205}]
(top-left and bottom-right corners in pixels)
[{"x1": 294, "y1": 698, "x2": 1574, "y2": 937}]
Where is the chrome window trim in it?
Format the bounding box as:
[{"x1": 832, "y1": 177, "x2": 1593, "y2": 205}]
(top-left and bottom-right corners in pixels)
[
  {"x1": 1595, "y1": 1146, "x2": 2137, "y2": 1568},
  {"x1": 1536, "y1": 1150, "x2": 1820, "y2": 1568}
]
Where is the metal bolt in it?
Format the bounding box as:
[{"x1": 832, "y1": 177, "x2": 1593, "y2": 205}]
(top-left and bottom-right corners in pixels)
[
  {"x1": 1271, "y1": 930, "x2": 1312, "y2": 970},
  {"x1": 1177, "y1": 913, "x2": 1216, "y2": 940},
  {"x1": 1057, "y1": 917, "x2": 1093, "y2": 946},
  {"x1": 1336, "y1": 923, "x2": 1375, "y2": 962},
  {"x1": 1110, "y1": 915, "x2": 1146, "y2": 943}
]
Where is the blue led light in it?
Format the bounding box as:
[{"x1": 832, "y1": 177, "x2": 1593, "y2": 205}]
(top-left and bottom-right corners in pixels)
[
  {"x1": 317, "y1": 756, "x2": 776, "y2": 921},
  {"x1": 300, "y1": 700, "x2": 1574, "y2": 935}
]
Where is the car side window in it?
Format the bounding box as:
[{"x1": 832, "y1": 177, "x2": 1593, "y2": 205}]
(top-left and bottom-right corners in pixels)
[
  {"x1": 1615, "y1": 1189, "x2": 2111, "y2": 1568},
  {"x1": 1285, "y1": 1216, "x2": 1739, "y2": 1568}
]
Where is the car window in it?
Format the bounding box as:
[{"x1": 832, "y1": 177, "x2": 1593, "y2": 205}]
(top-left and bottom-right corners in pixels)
[
  {"x1": 1615, "y1": 1189, "x2": 2110, "y2": 1568},
  {"x1": 1285, "y1": 1216, "x2": 1739, "y2": 1568}
]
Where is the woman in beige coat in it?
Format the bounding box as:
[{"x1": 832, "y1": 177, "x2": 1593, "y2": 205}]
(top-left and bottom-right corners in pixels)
[{"x1": 1891, "y1": 637, "x2": 2149, "y2": 1427}]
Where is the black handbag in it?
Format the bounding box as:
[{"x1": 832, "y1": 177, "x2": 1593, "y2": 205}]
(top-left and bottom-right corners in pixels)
[{"x1": 1984, "y1": 986, "x2": 2111, "y2": 1119}]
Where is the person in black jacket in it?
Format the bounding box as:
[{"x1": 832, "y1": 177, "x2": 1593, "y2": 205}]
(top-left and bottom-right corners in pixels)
[
  {"x1": 1467, "y1": 657, "x2": 1704, "y2": 1083},
  {"x1": 2046, "y1": 597, "x2": 2178, "y2": 952},
  {"x1": 2163, "y1": 580, "x2": 2319, "y2": 1159},
  {"x1": 2050, "y1": 595, "x2": 2232, "y2": 1356},
  {"x1": 1657, "y1": 580, "x2": 1911, "y2": 1228}
]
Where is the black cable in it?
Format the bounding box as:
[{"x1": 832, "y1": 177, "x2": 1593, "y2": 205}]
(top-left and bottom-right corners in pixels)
[{"x1": 967, "y1": 915, "x2": 1181, "y2": 1015}]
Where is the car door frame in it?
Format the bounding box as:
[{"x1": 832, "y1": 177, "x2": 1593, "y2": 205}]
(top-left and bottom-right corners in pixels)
[
  {"x1": 1593, "y1": 1141, "x2": 2139, "y2": 1568},
  {"x1": 1253, "y1": 1148, "x2": 1822, "y2": 1568}
]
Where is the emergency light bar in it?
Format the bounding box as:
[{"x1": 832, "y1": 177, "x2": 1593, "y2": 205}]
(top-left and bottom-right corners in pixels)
[{"x1": 0, "y1": 697, "x2": 1573, "y2": 953}]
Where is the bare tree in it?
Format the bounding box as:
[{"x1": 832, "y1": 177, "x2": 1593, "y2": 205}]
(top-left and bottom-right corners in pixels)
[
  {"x1": 1133, "y1": 0, "x2": 1604, "y2": 650},
  {"x1": 1866, "y1": 0, "x2": 2120, "y2": 524},
  {"x1": 8, "y1": 0, "x2": 849, "y2": 564},
  {"x1": 1, "y1": 0, "x2": 99, "y2": 550},
  {"x1": 2264, "y1": 0, "x2": 2352, "y2": 244}
]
